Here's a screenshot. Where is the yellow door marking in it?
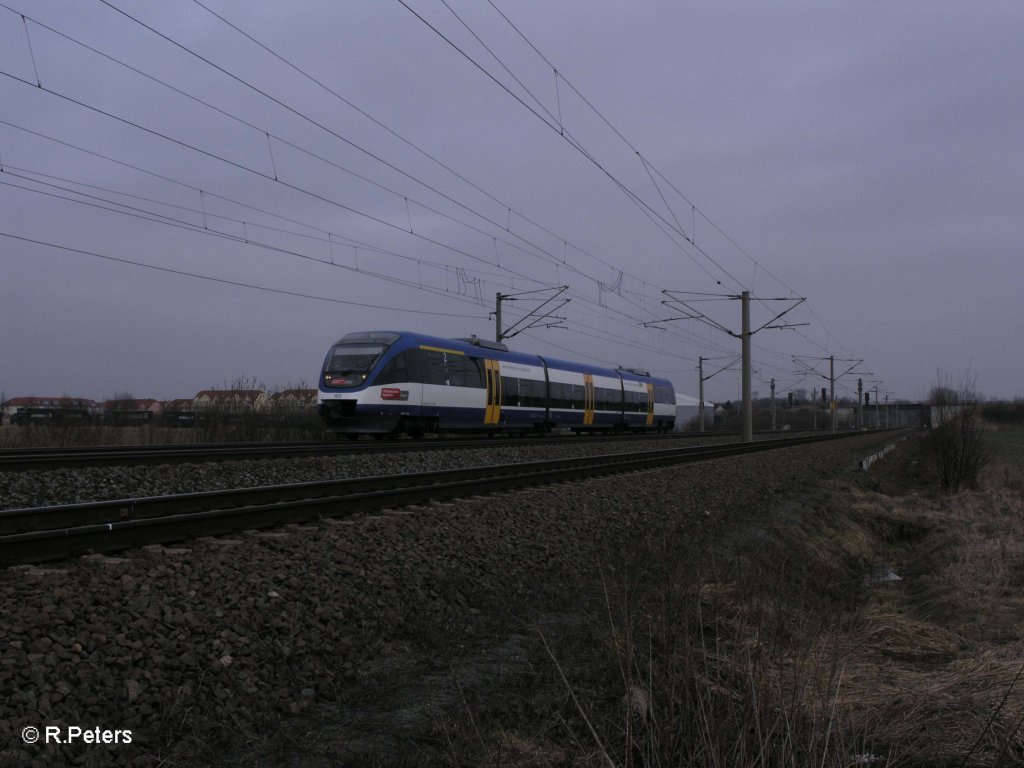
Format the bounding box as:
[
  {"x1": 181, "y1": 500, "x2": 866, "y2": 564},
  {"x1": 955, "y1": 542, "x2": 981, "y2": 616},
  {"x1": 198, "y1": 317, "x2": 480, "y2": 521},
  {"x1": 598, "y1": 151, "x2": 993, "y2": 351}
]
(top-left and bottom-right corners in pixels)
[
  {"x1": 484, "y1": 359, "x2": 501, "y2": 425},
  {"x1": 583, "y1": 374, "x2": 595, "y2": 425}
]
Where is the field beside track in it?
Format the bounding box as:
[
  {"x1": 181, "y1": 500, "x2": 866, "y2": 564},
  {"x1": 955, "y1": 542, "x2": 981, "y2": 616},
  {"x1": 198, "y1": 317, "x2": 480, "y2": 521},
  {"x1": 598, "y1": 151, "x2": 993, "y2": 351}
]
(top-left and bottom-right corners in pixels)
[
  {"x1": 3, "y1": 428, "x2": 1023, "y2": 766},
  {"x1": 393, "y1": 426, "x2": 1024, "y2": 768}
]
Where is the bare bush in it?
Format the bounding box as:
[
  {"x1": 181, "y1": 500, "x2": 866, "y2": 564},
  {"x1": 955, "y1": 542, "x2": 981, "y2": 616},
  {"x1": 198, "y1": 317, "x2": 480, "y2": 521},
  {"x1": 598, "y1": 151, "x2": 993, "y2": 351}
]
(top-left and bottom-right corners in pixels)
[{"x1": 927, "y1": 373, "x2": 992, "y2": 493}]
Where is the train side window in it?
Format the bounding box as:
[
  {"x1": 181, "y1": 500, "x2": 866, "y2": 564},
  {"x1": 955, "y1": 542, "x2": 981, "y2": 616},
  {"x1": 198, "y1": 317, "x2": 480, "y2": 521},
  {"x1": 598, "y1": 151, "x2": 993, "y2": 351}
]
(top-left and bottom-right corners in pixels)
[
  {"x1": 551, "y1": 382, "x2": 568, "y2": 409},
  {"x1": 500, "y1": 376, "x2": 521, "y2": 406},
  {"x1": 519, "y1": 377, "x2": 544, "y2": 408},
  {"x1": 446, "y1": 355, "x2": 465, "y2": 387},
  {"x1": 424, "y1": 351, "x2": 447, "y2": 386},
  {"x1": 571, "y1": 384, "x2": 584, "y2": 408},
  {"x1": 558, "y1": 382, "x2": 574, "y2": 409},
  {"x1": 626, "y1": 390, "x2": 644, "y2": 412},
  {"x1": 602, "y1": 387, "x2": 619, "y2": 411},
  {"x1": 611, "y1": 387, "x2": 624, "y2": 410},
  {"x1": 377, "y1": 351, "x2": 411, "y2": 384},
  {"x1": 464, "y1": 357, "x2": 485, "y2": 388},
  {"x1": 533, "y1": 378, "x2": 547, "y2": 408}
]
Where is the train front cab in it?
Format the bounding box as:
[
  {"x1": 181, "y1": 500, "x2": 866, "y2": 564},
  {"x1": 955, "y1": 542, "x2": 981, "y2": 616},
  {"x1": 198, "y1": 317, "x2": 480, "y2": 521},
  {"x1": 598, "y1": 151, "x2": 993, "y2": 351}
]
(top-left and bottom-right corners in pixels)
[
  {"x1": 318, "y1": 331, "x2": 411, "y2": 435},
  {"x1": 318, "y1": 332, "x2": 531, "y2": 437}
]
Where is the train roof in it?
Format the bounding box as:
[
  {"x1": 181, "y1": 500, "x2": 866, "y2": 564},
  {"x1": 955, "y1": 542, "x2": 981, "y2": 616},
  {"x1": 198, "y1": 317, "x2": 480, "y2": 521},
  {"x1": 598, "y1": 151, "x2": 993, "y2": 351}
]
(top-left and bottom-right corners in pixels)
[{"x1": 340, "y1": 331, "x2": 674, "y2": 387}]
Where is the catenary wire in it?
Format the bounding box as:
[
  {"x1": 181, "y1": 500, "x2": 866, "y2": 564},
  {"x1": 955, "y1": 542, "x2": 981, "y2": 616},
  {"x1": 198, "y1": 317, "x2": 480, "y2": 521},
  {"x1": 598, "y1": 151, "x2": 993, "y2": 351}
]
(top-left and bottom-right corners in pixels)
[
  {"x1": 3, "y1": 3, "x2": 695, "y2": 343},
  {"x1": 2, "y1": 4, "x2": 839, "y2": 391},
  {"x1": 0, "y1": 231, "x2": 487, "y2": 318},
  {"x1": 189, "y1": 0, "x2": 684, "y2": 310},
  {"x1": 0, "y1": 170, "x2": 507, "y2": 306},
  {"x1": 480, "y1": 1, "x2": 860, "y2": 360}
]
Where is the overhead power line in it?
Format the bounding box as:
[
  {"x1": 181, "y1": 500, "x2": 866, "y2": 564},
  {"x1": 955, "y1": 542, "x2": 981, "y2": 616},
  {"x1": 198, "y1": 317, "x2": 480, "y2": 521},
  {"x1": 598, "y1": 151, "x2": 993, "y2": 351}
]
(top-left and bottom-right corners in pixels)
[
  {"x1": 0, "y1": 231, "x2": 487, "y2": 317},
  {"x1": 1, "y1": 3, "x2": 857, "y2": 393},
  {"x1": 0, "y1": 166, "x2": 509, "y2": 306},
  {"x1": 1, "y1": 113, "x2": 725, "y2": 364},
  {"x1": 183, "y1": 0, "x2": 721, "y2": 328},
  {"x1": 4, "y1": 2, "x2": 709, "y2": 351},
  {"x1": 400, "y1": 0, "x2": 743, "y2": 287},
  {"x1": 0, "y1": 121, "x2": 512, "y2": 286},
  {"x1": 0, "y1": 5, "x2": 560, "y2": 286},
  {"x1": 417, "y1": 0, "x2": 864, "y2": 368}
]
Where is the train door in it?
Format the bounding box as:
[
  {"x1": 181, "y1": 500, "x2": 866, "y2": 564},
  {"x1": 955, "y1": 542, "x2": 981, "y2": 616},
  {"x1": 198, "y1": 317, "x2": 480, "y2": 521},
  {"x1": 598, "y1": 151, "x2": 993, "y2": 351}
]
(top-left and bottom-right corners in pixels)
[
  {"x1": 537, "y1": 356, "x2": 552, "y2": 427},
  {"x1": 646, "y1": 382, "x2": 655, "y2": 426},
  {"x1": 484, "y1": 359, "x2": 502, "y2": 425},
  {"x1": 583, "y1": 374, "x2": 595, "y2": 425}
]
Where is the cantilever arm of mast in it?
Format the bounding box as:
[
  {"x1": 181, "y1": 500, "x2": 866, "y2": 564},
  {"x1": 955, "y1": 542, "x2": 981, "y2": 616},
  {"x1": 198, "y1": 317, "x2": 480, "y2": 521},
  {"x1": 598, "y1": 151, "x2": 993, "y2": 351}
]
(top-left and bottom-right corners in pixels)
[
  {"x1": 704, "y1": 356, "x2": 741, "y2": 381},
  {"x1": 753, "y1": 298, "x2": 806, "y2": 334},
  {"x1": 659, "y1": 294, "x2": 735, "y2": 336},
  {"x1": 497, "y1": 286, "x2": 569, "y2": 340}
]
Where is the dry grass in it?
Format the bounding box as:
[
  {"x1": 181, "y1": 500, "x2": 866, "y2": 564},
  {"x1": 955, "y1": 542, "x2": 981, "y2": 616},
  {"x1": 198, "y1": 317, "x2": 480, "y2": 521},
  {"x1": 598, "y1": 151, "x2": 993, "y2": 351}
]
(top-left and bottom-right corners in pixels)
[
  {"x1": 530, "y1": 429, "x2": 1024, "y2": 767},
  {"x1": 821, "y1": 436, "x2": 1024, "y2": 765}
]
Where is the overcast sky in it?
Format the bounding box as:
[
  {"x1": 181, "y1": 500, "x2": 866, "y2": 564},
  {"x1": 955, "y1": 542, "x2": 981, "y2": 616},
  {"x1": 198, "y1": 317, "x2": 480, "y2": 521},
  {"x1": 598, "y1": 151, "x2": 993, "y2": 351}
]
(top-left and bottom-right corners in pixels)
[{"x1": 1, "y1": 1, "x2": 1021, "y2": 405}]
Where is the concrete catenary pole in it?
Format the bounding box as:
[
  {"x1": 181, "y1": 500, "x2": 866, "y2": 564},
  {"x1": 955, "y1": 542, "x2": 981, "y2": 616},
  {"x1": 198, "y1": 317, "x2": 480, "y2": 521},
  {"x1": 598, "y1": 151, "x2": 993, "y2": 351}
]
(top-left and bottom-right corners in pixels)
[
  {"x1": 770, "y1": 378, "x2": 776, "y2": 432},
  {"x1": 857, "y1": 378, "x2": 863, "y2": 430},
  {"x1": 698, "y1": 356, "x2": 705, "y2": 433},
  {"x1": 495, "y1": 292, "x2": 503, "y2": 343},
  {"x1": 741, "y1": 291, "x2": 752, "y2": 442},
  {"x1": 829, "y1": 355, "x2": 836, "y2": 433}
]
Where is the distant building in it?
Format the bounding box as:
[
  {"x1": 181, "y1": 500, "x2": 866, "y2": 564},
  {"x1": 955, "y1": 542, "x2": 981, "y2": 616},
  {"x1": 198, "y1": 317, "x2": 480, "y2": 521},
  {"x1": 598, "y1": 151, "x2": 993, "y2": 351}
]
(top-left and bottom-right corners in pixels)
[
  {"x1": 160, "y1": 398, "x2": 196, "y2": 427},
  {"x1": 268, "y1": 388, "x2": 317, "y2": 415},
  {"x1": 193, "y1": 389, "x2": 268, "y2": 414},
  {"x1": 2, "y1": 396, "x2": 95, "y2": 425},
  {"x1": 674, "y1": 392, "x2": 714, "y2": 431},
  {"x1": 162, "y1": 398, "x2": 194, "y2": 413},
  {"x1": 99, "y1": 398, "x2": 162, "y2": 426}
]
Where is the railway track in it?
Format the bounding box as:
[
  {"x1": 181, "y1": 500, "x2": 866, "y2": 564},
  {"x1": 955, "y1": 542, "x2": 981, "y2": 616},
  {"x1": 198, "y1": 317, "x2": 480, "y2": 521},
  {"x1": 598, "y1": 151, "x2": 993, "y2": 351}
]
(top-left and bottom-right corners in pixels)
[
  {"x1": 0, "y1": 431, "x2": 733, "y2": 471},
  {"x1": 1, "y1": 432, "x2": 871, "y2": 566}
]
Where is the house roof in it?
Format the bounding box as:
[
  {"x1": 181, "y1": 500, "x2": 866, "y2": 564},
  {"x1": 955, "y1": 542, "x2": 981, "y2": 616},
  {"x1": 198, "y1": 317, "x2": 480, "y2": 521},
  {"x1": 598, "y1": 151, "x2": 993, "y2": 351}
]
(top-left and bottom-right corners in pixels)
[
  {"x1": 99, "y1": 398, "x2": 160, "y2": 410},
  {"x1": 194, "y1": 389, "x2": 265, "y2": 401},
  {"x1": 269, "y1": 389, "x2": 317, "y2": 401}
]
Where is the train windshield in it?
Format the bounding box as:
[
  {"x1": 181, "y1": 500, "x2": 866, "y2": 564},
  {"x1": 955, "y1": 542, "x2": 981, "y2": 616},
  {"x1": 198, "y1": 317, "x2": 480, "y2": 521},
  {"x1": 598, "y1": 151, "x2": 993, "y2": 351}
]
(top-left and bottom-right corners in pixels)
[
  {"x1": 322, "y1": 332, "x2": 399, "y2": 388},
  {"x1": 328, "y1": 343, "x2": 388, "y2": 372}
]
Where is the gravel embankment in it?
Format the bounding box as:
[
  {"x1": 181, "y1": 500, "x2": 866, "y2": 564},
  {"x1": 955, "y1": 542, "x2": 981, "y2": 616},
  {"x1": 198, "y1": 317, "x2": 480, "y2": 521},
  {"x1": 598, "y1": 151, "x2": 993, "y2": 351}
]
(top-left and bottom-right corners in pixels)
[
  {"x1": 0, "y1": 438, "x2": 715, "y2": 510},
  {"x1": 0, "y1": 433, "x2": 891, "y2": 767}
]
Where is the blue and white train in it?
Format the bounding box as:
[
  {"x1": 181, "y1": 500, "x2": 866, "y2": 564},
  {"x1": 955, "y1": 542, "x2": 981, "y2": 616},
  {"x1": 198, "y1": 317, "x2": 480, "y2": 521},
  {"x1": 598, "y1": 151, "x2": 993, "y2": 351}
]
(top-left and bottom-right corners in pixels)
[{"x1": 316, "y1": 331, "x2": 676, "y2": 437}]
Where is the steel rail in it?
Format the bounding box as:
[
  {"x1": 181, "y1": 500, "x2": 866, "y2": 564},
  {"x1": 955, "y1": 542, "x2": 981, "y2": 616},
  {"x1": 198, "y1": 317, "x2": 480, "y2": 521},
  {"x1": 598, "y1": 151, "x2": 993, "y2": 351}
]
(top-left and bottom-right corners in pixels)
[
  {"x1": 0, "y1": 437, "x2": 759, "y2": 533},
  {"x1": 0, "y1": 430, "x2": 733, "y2": 471},
  {"x1": 0, "y1": 432, "x2": 879, "y2": 567}
]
